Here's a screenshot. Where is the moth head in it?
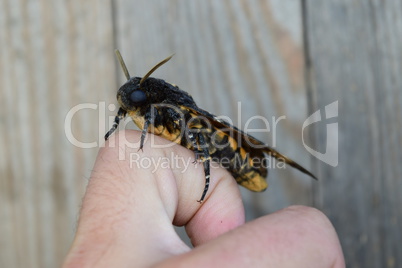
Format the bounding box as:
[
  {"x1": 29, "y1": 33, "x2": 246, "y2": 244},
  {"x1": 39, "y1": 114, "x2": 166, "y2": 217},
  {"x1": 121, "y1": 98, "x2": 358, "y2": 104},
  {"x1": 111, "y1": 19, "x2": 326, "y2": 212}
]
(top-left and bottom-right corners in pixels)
[
  {"x1": 116, "y1": 77, "x2": 146, "y2": 110},
  {"x1": 114, "y1": 49, "x2": 173, "y2": 111}
]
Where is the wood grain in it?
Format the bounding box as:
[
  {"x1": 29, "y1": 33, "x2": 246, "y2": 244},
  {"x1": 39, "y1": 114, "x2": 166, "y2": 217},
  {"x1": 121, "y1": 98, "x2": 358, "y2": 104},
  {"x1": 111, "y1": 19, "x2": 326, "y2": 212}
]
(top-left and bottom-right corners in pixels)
[
  {"x1": 305, "y1": 0, "x2": 402, "y2": 267},
  {"x1": 0, "y1": 0, "x2": 115, "y2": 267},
  {"x1": 3, "y1": 0, "x2": 400, "y2": 267}
]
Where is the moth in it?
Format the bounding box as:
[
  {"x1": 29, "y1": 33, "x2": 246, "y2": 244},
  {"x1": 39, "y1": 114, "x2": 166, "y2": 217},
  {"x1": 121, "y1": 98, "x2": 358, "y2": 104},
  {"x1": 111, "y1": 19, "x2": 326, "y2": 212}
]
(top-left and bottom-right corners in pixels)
[{"x1": 105, "y1": 50, "x2": 317, "y2": 203}]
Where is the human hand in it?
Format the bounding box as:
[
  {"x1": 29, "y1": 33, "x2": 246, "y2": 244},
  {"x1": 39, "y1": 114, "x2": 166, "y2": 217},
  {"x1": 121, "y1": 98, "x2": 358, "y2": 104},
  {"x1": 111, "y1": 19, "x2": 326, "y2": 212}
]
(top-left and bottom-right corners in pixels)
[{"x1": 63, "y1": 130, "x2": 345, "y2": 267}]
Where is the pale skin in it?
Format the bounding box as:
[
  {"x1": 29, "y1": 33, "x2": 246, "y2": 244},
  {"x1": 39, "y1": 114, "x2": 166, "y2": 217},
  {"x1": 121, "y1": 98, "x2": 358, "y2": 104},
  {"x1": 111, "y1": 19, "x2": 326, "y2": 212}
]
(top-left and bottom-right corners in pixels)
[{"x1": 63, "y1": 130, "x2": 345, "y2": 268}]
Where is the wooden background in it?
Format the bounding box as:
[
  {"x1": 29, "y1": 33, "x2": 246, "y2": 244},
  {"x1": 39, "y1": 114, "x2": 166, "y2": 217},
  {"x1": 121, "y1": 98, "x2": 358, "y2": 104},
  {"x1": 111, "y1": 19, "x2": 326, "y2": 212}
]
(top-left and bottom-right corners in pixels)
[{"x1": 1, "y1": 0, "x2": 401, "y2": 267}]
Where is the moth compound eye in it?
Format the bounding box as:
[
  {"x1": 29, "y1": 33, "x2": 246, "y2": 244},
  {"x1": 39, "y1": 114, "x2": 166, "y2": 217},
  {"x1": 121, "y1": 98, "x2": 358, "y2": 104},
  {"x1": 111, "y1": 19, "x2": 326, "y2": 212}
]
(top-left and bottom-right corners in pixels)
[{"x1": 130, "y1": 90, "x2": 147, "y2": 105}]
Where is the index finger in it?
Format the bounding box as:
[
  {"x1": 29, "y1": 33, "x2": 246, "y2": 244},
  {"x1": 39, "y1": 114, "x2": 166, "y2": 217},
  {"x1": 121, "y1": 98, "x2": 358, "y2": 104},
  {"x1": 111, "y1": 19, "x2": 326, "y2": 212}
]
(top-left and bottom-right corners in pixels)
[{"x1": 63, "y1": 130, "x2": 245, "y2": 267}]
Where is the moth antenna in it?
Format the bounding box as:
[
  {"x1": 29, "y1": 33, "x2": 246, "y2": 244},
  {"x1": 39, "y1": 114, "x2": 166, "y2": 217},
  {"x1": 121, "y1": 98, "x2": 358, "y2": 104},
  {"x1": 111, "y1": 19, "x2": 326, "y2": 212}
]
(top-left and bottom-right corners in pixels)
[
  {"x1": 115, "y1": 49, "x2": 131, "y2": 80},
  {"x1": 140, "y1": 54, "x2": 174, "y2": 86}
]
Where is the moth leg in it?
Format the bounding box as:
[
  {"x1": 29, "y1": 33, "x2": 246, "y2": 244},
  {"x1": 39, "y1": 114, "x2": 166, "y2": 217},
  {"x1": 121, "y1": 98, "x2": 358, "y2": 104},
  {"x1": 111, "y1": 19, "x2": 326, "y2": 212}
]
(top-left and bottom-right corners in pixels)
[
  {"x1": 192, "y1": 156, "x2": 201, "y2": 165},
  {"x1": 139, "y1": 106, "x2": 157, "y2": 151},
  {"x1": 139, "y1": 121, "x2": 149, "y2": 152},
  {"x1": 195, "y1": 133, "x2": 210, "y2": 203},
  {"x1": 188, "y1": 131, "x2": 203, "y2": 164},
  {"x1": 105, "y1": 108, "x2": 127, "y2": 140}
]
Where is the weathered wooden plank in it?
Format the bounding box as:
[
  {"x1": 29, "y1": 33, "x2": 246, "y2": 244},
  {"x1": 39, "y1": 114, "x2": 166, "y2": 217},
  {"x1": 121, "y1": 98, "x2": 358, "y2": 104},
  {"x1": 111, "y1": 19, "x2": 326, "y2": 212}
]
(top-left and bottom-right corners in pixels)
[
  {"x1": 0, "y1": 0, "x2": 115, "y2": 267},
  {"x1": 1, "y1": 0, "x2": 316, "y2": 267},
  {"x1": 114, "y1": 0, "x2": 313, "y2": 220},
  {"x1": 304, "y1": 0, "x2": 402, "y2": 267}
]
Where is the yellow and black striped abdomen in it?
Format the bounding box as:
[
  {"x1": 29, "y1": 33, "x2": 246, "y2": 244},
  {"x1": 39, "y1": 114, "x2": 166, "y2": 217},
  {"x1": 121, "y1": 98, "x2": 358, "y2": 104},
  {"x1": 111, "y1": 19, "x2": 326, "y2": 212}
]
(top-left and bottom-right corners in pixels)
[{"x1": 202, "y1": 128, "x2": 269, "y2": 192}]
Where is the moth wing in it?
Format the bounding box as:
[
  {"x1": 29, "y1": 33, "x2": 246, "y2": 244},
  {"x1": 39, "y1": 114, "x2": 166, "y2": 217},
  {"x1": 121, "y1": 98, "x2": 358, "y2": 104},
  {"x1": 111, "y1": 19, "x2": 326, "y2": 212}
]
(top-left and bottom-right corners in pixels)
[{"x1": 184, "y1": 106, "x2": 317, "y2": 181}]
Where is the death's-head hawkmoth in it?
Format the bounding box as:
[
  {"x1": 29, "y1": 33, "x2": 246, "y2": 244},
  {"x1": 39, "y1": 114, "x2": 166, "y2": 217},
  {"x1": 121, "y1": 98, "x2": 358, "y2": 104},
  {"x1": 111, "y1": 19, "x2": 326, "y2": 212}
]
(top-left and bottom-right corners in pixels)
[{"x1": 105, "y1": 50, "x2": 317, "y2": 203}]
